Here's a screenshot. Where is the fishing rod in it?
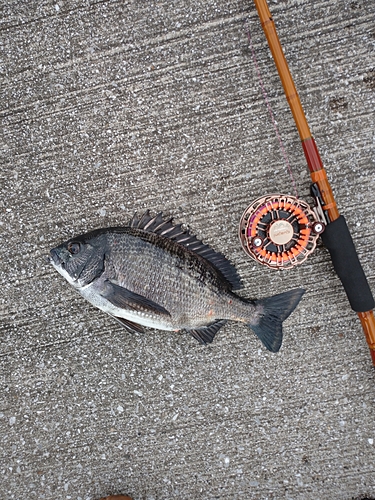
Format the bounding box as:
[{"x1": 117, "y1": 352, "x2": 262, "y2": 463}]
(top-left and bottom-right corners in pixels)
[{"x1": 241, "y1": 0, "x2": 375, "y2": 365}]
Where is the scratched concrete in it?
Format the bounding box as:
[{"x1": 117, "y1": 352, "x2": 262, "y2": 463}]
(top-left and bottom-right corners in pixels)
[{"x1": 1, "y1": 0, "x2": 375, "y2": 499}]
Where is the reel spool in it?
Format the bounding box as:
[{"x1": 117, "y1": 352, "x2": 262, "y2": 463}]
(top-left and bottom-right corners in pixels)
[{"x1": 239, "y1": 194, "x2": 324, "y2": 270}]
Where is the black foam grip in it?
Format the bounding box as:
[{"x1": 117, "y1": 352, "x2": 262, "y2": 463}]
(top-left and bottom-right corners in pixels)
[{"x1": 321, "y1": 215, "x2": 374, "y2": 312}]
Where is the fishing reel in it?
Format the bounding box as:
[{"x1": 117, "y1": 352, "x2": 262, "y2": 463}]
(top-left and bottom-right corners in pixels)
[{"x1": 239, "y1": 192, "x2": 325, "y2": 270}]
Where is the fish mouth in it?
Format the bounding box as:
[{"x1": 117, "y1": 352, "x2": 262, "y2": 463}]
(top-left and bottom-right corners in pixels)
[{"x1": 49, "y1": 248, "x2": 64, "y2": 267}]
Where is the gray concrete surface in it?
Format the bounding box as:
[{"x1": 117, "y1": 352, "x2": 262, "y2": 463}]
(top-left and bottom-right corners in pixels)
[{"x1": 1, "y1": 0, "x2": 375, "y2": 499}]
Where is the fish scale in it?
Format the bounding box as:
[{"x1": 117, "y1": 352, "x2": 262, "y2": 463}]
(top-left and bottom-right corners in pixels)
[
  {"x1": 50, "y1": 212, "x2": 305, "y2": 351},
  {"x1": 106, "y1": 231, "x2": 229, "y2": 328}
]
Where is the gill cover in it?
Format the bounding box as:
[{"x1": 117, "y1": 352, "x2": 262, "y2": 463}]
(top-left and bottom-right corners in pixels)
[{"x1": 61, "y1": 234, "x2": 106, "y2": 285}]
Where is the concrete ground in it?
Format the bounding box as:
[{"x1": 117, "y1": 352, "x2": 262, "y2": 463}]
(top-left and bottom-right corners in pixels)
[{"x1": 1, "y1": 0, "x2": 375, "y2": 498}]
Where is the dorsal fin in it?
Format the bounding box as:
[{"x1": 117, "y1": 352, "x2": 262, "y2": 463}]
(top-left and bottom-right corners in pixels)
[{"x1": 128, "y1": 211, "x2": 242, "y2": 291}]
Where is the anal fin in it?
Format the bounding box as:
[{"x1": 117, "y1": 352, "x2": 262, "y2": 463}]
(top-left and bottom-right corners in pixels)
[{"x1": 188, "y1": 320, "x2": 227, "y2": 345}]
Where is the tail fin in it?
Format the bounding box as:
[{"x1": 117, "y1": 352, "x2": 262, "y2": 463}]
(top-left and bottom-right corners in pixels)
[{"x1": 250, "y1": 288, "x2": 305, "y2": 353}]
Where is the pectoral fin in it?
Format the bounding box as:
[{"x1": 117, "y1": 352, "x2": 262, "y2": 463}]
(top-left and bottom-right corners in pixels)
[{"x1": 101, "y1": 281, "x2": 171, "y2": 317}]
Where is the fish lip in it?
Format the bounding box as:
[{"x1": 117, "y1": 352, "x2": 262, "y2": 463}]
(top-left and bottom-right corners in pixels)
[{"x1": 49, "y1": 248, "x2": 63, "y2": 267}]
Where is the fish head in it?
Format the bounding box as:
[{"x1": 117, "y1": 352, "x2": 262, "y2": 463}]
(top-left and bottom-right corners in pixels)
[{"x1": 50, "y1": 231, "x2": 106, "y2": 288}]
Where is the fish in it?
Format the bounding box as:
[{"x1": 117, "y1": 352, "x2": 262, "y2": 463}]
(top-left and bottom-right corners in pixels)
[{"x1": 49, "y1": 211, "x2": 304, "y2": 352}]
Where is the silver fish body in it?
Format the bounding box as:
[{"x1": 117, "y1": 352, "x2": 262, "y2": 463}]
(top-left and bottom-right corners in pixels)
[{"x1": 50, "y1": 212, "x2": 304, "y2": 351}]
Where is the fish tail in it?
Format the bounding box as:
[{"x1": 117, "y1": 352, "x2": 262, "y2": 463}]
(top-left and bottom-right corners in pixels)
[{"x1": 249, "y1": 288, "x2": 305, "y2": 352}]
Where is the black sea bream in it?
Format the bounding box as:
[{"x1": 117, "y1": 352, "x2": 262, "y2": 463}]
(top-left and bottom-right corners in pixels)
[{"x1": 50, "y1": 212, "x2": 304, "y2": 351}]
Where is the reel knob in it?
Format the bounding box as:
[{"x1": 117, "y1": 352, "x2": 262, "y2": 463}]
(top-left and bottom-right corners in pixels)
[
  {"x1": 311, "y1": 221, "x2": 325, "y2": 235},
  {"x1": 251, "y1": 236, "x2": 264, "y2": 248}
]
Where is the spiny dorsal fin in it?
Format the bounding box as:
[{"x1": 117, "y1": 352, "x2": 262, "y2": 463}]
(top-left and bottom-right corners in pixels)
[{"x1": 128, "y1": 211, "x2": 242, "y2": 291}]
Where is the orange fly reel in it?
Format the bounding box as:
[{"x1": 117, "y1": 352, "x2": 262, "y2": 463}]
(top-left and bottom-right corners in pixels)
[{"x1": 239, "y1": 194, "x2": 324, "y2": 270}]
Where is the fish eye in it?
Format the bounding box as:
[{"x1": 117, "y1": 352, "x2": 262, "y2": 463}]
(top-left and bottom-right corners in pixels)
[{"x1": 67, "y1": 242, "x2": 81, "y2": 255}]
